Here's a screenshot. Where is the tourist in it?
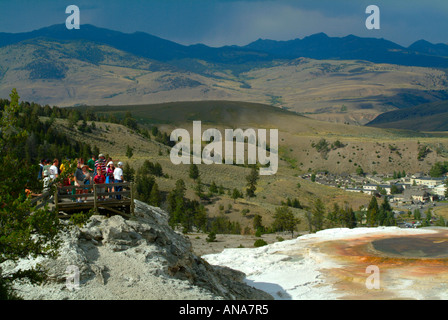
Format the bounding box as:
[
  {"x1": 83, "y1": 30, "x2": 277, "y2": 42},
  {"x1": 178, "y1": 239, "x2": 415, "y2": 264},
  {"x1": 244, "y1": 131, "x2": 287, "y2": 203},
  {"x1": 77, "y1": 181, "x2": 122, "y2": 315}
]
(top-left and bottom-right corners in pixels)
[
  {"x1": 38, "y1": 159, "x2": 45, "y2": 180},
  {"x1": 59, "y1": 158, "x2": 70, "y2": 175},
  {"x1": 94, "y1": 166, "x2": 106, "y2": 201},
  {"x1": 61, "y1": 171, "x2": 72, "y2": 196},
  {"x1": 43, "y1": 159, "x2": 52, "y2": 178},
  {"x1": 73, "y1": 160, "x2": 85, "y2": 203},
  {"x1": 95, "y1": 154, "x2": 106, "y2": 175},
  {"x1": 82, "y1": 164, "x2": 92, "y2": 202},
  {"x1": 106, "y1": 161, "x2": 115, "y2": 198},
  {"x1": 87, "y1": 155, "x2": 96, "y2": 173},
  {"x1": 49, "y1": 158, "x2": 59, "y2": 180},
  {"x1": 114, "y1": 162, "x2": 124, "y2": 200}
]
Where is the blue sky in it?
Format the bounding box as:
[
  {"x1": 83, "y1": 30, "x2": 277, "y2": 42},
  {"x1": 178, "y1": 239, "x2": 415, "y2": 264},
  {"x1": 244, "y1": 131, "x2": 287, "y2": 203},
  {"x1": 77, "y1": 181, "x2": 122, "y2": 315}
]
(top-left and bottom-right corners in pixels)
[{"x1": 0, "y1": 0, "x2": 447, "y2": 47}]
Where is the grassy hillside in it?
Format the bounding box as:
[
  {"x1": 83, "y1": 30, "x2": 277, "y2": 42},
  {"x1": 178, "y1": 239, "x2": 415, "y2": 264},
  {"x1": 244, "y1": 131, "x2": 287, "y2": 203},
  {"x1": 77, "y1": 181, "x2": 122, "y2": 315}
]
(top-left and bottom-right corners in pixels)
[
  {"x1": 74, "y1": 100, "x2": 448, "y2": 176},
  {"x1": 367, "y1": 100, "x2": 448, "y2": 131},
  {"x1": 47, "y1": 100, "x2": 448, "y2": 233},
  {"x1": 1, "y1": 39, "x2": 447, "y2": 125},
  {"x1": 49, "y1": 115, "x2": 371, "y2": 234}
]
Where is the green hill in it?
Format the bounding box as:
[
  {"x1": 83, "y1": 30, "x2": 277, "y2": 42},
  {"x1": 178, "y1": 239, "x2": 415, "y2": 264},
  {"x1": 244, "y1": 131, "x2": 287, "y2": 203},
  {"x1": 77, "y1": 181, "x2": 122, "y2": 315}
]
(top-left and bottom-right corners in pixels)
[
  {"x1": 366, "y1": 100, "x2": 448, "y2": 131},
  {"x1": 75, "y1": 100, "x2": 304, "y2": 127}
]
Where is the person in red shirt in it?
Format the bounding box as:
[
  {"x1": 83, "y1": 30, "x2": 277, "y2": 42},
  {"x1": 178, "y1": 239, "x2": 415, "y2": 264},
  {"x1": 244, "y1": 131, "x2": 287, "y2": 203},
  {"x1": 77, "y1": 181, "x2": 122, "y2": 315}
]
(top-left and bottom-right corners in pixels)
[{"x1": 94, "y1": 166, "x2": 106, "y2": 201}]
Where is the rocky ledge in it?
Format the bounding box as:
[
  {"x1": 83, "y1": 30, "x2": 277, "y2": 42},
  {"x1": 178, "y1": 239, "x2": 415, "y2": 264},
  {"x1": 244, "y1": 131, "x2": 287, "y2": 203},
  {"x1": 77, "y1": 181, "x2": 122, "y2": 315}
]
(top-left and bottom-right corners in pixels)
[{"x1": 4, "y1": 200, "x2": 273, "y2": 300}]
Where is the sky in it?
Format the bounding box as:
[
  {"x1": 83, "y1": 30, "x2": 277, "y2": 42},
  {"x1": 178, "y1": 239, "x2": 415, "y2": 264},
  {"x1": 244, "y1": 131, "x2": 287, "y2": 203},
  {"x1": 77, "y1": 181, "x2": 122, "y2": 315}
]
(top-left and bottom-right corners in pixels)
[{"x1": 0, "y1": 0, "x2": 447, "y2": 47}]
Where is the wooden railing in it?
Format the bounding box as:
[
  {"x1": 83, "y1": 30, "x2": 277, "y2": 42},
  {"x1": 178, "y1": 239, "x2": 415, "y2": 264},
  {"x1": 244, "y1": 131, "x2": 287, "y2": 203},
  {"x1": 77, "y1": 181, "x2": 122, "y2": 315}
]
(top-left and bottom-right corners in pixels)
[
  {"x1": 55, "y1": 182, "x2": 135, "y2": 215},
  {"x1": 28, "y1": 182, "x2": 135, "y2": 217},
  {"x1": 29, "y1": 190, "x2": 53, "y2": 210}
]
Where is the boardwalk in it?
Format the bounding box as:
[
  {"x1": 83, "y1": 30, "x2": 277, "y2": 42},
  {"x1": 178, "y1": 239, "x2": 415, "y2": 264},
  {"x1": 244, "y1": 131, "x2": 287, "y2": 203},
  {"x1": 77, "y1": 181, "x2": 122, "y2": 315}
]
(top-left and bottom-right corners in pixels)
[{"x1": 31, "y1": 182, "x2": 135, "y2": 219}]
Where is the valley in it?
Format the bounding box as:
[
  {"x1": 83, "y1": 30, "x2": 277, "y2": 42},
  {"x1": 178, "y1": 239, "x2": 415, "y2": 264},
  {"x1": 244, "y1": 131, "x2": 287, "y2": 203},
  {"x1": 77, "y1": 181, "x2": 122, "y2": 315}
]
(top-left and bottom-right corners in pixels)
[
  {"x1": 42, "y1": 100, "x2": 448, "y2": 236},
  {"x1": 2, "y1": 19, "x2": 448, "y2": 302},
  {"x1": 1, "y1": 25, "x2": 447, "y2": 126}
]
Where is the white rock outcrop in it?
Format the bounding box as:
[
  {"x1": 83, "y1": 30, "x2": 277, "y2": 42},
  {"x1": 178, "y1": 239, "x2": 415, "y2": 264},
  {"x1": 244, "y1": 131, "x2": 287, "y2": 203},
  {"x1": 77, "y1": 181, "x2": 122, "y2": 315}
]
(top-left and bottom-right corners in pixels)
[{"x1": 5, "y1": 200, "x2": 273, "y2": 300}]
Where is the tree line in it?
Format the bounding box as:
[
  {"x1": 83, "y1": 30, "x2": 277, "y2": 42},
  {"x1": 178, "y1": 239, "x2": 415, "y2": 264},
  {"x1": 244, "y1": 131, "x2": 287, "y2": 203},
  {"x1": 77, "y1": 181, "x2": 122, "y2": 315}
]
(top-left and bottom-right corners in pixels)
[
  {"x1": 0, "y1": 98, "x2": 99, "y2": 166},
  {"x1": 0, "y1": 98, "x2": 174, "y2": 152},
  {"x1": 304, "y1": 195, "x2": 396, "y2": 233}
]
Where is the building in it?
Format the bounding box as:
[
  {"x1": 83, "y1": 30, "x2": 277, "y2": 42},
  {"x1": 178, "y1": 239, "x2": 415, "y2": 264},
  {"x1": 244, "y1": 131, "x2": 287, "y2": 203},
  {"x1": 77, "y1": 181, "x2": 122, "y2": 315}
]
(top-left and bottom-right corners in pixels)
[
  {"x1": 410, "y1": 177, "x2": 445, "y2": 187},
  {"x1": 345, "y1": 187, "x2": 362, "y2": 193},
  {"x1": 432, "y1": 184, "x2": 447, "y2": 197},
  {"x1": 403, "y1": 188, "x2": 430, "y2": 203}
]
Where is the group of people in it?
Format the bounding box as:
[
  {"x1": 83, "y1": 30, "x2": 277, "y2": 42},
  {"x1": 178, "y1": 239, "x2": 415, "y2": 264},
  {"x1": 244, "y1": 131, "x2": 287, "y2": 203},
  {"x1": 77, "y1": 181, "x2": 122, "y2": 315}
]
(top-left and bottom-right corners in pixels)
[{"x1": 38, "y1": 154, "x2": 124, "y2": 203}]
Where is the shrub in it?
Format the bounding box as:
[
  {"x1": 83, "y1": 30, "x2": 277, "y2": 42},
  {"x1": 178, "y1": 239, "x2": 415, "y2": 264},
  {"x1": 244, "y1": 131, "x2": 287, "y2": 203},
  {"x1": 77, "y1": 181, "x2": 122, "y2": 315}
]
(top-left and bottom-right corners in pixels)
[
  {"x1": 254, "y1": 239, "x2": 268, "y2": 247},
  {"x1": 206, "y1": 232, "x2": 217, "y2": 243}
]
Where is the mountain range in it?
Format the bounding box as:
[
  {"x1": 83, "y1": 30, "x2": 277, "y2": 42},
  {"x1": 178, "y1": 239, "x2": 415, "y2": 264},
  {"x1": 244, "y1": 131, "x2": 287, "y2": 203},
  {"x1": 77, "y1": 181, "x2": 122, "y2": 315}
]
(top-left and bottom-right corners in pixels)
[
  {"x1": 2, "y1": 24, "x2": 448, "y2": 67},
  {"x1": 0, "y1": 24, "x2": 447, "y2": 126}
]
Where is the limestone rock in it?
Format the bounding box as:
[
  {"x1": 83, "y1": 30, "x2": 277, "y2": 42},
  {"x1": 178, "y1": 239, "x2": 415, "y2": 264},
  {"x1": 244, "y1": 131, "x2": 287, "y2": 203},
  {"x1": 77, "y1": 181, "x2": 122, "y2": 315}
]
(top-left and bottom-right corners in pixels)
[{"x1": 5, "y1": 200, "x2": 272, "y2": 300}]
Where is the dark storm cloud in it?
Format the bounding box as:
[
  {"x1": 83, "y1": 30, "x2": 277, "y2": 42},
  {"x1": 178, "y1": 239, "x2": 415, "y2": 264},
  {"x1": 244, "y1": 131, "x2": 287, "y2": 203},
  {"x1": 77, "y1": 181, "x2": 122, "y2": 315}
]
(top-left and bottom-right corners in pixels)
[{"x1": 0, "y1": 0, "x2": 446, "y2": 47}]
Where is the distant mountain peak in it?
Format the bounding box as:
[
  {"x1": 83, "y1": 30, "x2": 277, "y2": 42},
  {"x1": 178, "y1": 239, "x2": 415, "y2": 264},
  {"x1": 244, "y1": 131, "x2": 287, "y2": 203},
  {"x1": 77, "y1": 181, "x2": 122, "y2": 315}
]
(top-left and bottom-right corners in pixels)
[
  {"x1": 1, "y1": 24, "x2": 448, "y2": 68},
  {"x1": 305, "y1": 32, "x2": 329, "y2": 39}
]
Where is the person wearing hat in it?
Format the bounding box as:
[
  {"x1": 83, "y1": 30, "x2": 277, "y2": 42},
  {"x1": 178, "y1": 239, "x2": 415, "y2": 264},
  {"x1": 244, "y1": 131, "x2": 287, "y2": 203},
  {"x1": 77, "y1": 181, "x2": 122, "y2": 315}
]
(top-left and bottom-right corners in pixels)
[
  {"x1": 114, "y1": 162, "x2": 124, "y2": 200},
  {"x1": 95, "y1": 153, "x2": 106, "y2": 176},
  {"x1": 106, "y1": 161, "x2": 115, "y2": 198}
]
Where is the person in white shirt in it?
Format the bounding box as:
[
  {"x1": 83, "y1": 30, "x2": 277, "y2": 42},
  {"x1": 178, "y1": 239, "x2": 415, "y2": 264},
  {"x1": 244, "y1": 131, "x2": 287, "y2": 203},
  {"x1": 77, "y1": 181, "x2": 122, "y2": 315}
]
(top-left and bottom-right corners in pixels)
[
  {"x1": 49, "y1": 159, "x2": 59, "y2": 180},
  {"x1": 113, "y1": 162, "x2": 124, "y2": 200}
]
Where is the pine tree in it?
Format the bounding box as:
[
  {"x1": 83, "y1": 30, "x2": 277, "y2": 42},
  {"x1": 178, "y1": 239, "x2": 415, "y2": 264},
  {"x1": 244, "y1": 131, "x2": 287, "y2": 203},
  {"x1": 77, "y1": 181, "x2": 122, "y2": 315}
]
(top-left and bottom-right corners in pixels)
[
  {"x1": 123, "y1": 162, "x2": 135, "y2": 182},
  {"x1": 126, "y1": 145, "x2": 134, "y2": 159},
  {"x1": 0, "y1": 89, "x2": 63, "y2": 299},
  {"x1": 326, "y1": 203, "x2": 340, "y2": 228},
  {"x1": 377, "y1": 197, "x2": 393, "y2": 226},
  {"x1": 245, "y1": 166, "x2": 259, "y2": 197},
  {"x1": 253, "y1": 214, "x2": 264, "y2": 233},
  {"x1": 149, "y1": 183, "x2": 161, "y2": 207},
  {"x1": 209, "y1": 181, "x2": 218, "y2": 194},
  {"x1": 345, "y1": 206, "x2": 357, "y2": 229},
  {"x1": 367, "y1": 196, "x2": 379, "y2": 226},
  {"x1": 413, "y1": 209, "x2": 422, "y2": 220},
  {"x1": 189, "y1": 163, "x2": 200, "y2": 180},
  {"x1": 194, "y1": 204, "x2": 208, "y2": 232},
  {"x1": 292, "y1": 198, "x2": 302, "y2": 209},
  {"x1": 272, "y1": 206, "x2": 301, "y2": 238},
  {"x1": 231, "y1": 188, "x2": 241, "y2": 202},
  {"x1": 167, "y1": 179, "x2": 186, "y2": 227},
  {"x1": 218, "y1": 184, "x2": 225, "y2": 195},
  {"x1": 135, "y1": 173, "x2": 155, "y2": 203},
  {"x1": 194, "y1": 177, "x2": 205, "y2": 200},
  {"x1": 312, "y1": 198, "x2": 326, "y2": 232}
]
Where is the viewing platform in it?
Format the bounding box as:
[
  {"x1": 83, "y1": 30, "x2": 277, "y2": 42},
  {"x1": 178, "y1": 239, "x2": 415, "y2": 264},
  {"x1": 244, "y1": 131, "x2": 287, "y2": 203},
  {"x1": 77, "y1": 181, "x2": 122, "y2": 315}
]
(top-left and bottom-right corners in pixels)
[{"x1": 31, "y1": 182, "x2": 135, "y2": 219}]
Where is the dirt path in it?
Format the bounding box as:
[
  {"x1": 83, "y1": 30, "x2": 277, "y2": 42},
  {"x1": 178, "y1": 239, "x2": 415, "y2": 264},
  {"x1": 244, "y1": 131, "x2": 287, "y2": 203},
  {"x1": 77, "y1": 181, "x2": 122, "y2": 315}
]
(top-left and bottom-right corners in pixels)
[{"x1": 186, "y1": 232, "x2": 299, "y2": 256}]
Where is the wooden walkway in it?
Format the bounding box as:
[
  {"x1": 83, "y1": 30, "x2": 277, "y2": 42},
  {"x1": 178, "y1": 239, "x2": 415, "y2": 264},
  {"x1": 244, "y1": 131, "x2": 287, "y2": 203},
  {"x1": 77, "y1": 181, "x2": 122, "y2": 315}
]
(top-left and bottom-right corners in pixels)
[{"x1": 30, "y1": 182, "x2": 135, "y2": 219}]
